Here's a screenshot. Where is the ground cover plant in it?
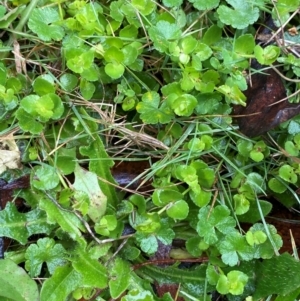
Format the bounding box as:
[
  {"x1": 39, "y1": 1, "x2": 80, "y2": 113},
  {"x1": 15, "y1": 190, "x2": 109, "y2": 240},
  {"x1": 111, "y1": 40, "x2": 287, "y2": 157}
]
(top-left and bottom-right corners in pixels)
[{"x1": 1, "y1": 0, "x2": 300, "y2": 300}]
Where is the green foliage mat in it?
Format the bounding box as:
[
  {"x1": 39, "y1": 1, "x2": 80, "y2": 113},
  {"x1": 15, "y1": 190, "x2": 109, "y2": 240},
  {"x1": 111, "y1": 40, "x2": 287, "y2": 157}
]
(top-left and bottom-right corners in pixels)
[{"x1": 1, "y1": 0, "x2": 300, "y2": 300}]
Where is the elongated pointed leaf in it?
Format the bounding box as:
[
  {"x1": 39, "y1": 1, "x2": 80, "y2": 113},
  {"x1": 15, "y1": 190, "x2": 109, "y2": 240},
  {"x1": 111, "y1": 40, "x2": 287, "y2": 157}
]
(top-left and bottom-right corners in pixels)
[
  {"x1": 40, "y1": 265, "x2": 82, "y2": 301},
  {"x1": 0, "y1": 259, "x2": 39, "y2": 301},
  {"x1": 72, "y1": 246, "x2": 108, "y2": 289},
  {"x1": 73, "y1": 164, "x2": 107, "y2": 223}
]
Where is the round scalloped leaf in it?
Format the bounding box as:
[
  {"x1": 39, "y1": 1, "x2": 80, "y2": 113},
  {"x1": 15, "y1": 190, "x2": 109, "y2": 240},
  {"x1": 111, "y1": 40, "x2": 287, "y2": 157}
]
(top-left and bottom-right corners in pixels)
[
  {"x1": 285, "y1": 141, "x2": 299, "y2": 156},
  {"x1": 245, "y1": 172, "x2": 265, "y2": 193},
  {"x1": 104, "y1": 46, "x2": 124, "y2": 64},
  {"x1": 234, "y1": 34, "x2": 255, "y2": 55},
  {"x1": 189, "y1": 0, "x2": 220, "y2": 10},
  {"x1": 166, "y1": 200, "x2": 189, "y2": 220},
  {"x1": 195, "y1": 43, "x2": 213, "y2": 61},
  {"x1": 152, "y1": 189, "x2": 183, "y2": 206},
  {"x1": 105, "y1": 63, "x2": 125, "y2": 79},
  {"x1": 250, "y1": 150, "x2": 264, "y2": 162},
  {"x1": 233, "y1": 194, "x2": 250, "y2": 215},
  {"x1": 180, "y1": 36, "x2": 198, "y2": 54},
  {"x1": 189, "y1": 189, "x2": 212, "y2": 207},
  {"x1": 162, "y1": 0, "x2": 183, "y2": 7},
  {"x1": 32, "y1": 164, "x2": 60, "y2": 190},
  {"x1": 59, "y1": 73, "x2": 78, "y2": 92},
  {"x1": 149, "y1": 21, "x2": 182, "y2": 53},
  {"x1": 254, "y1": 45, "x2": 280, "y2": 65},
  {"x1": 67, "y1": 50, "x2": 95, "y2": 74},
  {"x1": 122, "y1": 97, "x2": 137, "y2": 111},
  {"x1": 203, "y1": 25, "x2": 222, "y2": 45},
  {"x1": 122, "y1": 45, "x2": 138, "y2": 65},
  {"x1": 131, "y1": 0, "x2": 156, "y2": 15},
  {"x1": 45, "y1": 94, "x2": 64, "y2": 120},
  {"x1": 237, "y1": 139, "x2": 253, "y2": 157},
  {"x1": 170, "y1": 94, "x2": 197, "y2": 116},
  {"x1": 33, "y1": 77, "x2": 55, "y2": 96},
  {"x1": 217, "y1": 1, "x2": 259, "y2": 29},
  {"x1": 28, "y1": 7, "x2": 64, "y2": 41},
  {"x1": 268, "y1": 178, "x2": 287, "y2": 193},
  {"x1": 279, "y1": 164, "x2": 297, "y2": 184},
  {"x1": 16, "y1": 108, "x2": 44, "y2": 134},
  {"x1": 80, "y1": 79, "x2": 95, "y2": 100}
]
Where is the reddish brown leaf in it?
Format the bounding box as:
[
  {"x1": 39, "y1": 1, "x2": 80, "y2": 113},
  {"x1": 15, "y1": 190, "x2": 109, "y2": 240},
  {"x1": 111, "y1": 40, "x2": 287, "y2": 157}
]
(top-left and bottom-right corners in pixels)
[{"x1": 234, "y1": 62, "x2": 300, "y2": 137}]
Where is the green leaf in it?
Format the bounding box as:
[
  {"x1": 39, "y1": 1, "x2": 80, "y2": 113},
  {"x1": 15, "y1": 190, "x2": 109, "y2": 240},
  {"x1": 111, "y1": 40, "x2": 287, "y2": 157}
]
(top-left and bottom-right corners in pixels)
[
  {"x1": 194, "y1": 43, "x2": 213, "y2": 61},
  {"x1": 135, "y1": 233, "x2": 158, "y2": 254},
  {"x1": 39, "y1": 196, "x2": 86, "y2": 245},
  {"x1": 186, "y1": 237, "x2": 206, "y2": 257},
  {"x1": 203, "y1": 25, "x2": 222, "y2": 46},
  {"x1": 245, "y1": 172, "x2": 265, "y2": 194},
  {"x1": 73, "y1": 164, "x2": 107, "y2": 223},
  {"x1": 190, "y1": 189, "x2": 212, "y2": 207},
  {"x1": 157, "y1": 220, "x2": 175, "y2": 245},
  {"x1": 237, "y1": 139, "x2": 253, "y2": 157},
  {"x1": 233, "y1": 193, "x2": 250, "y2": 215},
  {"x1": 180, "y1": 36, "x2": 198, "y2": 54},
  {"x1": 109, "y1": 258, "x2": 131, "y2": 298},
  {"x1": 237, "y1": 200, "x2": 272, "y2": 223},
  {"x1": 72, "y1": 246, "x2": 108, "y2": 288},
  {"x1": 193, "y1": 162, "x2": 215, "y2": 188},
  {"x1": 104, "y1": 46, "x2": 124, "y2": 64},
  {"x1": 80, "y1": 79, "x2": 95, "y2": 100},
  {"x1": 248, "y1": 223, "x2": 282, "y2": 259},
  {"x1": 122, "y1": 289, "x2": 154, "y2": 301},
  {"x1": 136, "y1": 91, "x2": 174, "y2": 124},
  {"x1": 217, "y1": 270, "x2": 248, "y2": 295},
  {"x1": 197, "y1": 205, "x2": 236, "y2": 245},
  {"x1": 217, "y1": 0, "x2": 260, "y2": 29},
  {"x1": 285, "y1": 141, "x2": 299, "y2": 156},
  {"x1": 152, "y1": 189, "x2": 183, "y2": 206},
  {"x1": 148, "y1": 21, "x2": 182, "y2": 53},
  {"x1": 0, "y1": 259, "x2": 39, "y2": 301},
  {"x1": 67, "y1": 50, "x2": 95, "y2": 74},
  {"x1": 0, "y1": 5, "x2": 26, "y2": 29},
  {"x1": 234, "y1": 34, "x2": 255, "y2": 55},
  {"x1": 122, "y1": 45, "x2": 139, "y2": 65},
  {"x1": 288, "y1": 120, "x2": 300, "y2": 135},
  {"x1": 131, "y1": 0, "x2": 156, "y2": 15},
  {"x1": 254, "y1": 45, "x2": 280, "y2": 65},
  {"x1": 32, "y1": 164, "x2": 60, "y2": 190},
  {"x1": 59, "y1": 73, "x2": 78, "y2": 92},
  {"x1": 16, "y1": 108, "x2": 44, "y2": 134},
  {"x1": 218, "y1": 231, "x2": 254, "y2": 266},
  {"x1": 40, "y1": 265, "x2": 82, "y2": 301},
  {"x1": 33, "y1": 77, "x2": 55, "y2": 95},
  {"x1": 254, "y1": 253, "x2": 300, "y2": 299},
  {"x1": 245, "y1": 230, "x2": 267, "y2": 246},
  {"x1": 162, "y1": 0, "x2": 183, "y2": 7},
  {"x1": 189, "y1": 0, "x2": 220, "y2": 10},
  {"x1": 169, "y1": 94, "x2": 197, "y2": 116},
  {"x1": 216, "y1": 84, "x2": 246, "y2": 106},
  {"x1": 28, "y1": 7, "x2": 64, "y2": 41},
  {"x1": 95, "y1": 215, "x2": 117, "y2": 236},
  {"x1": 79, "y1": 134, "x2": 118, "y2": 208},
  {"x1": 25, "y1": 238, "x2": 67, "y2": 277},
  {"x1": 279, "y1": 164, "x2": 297, "y2": 184},
  {"x1": 166, "y1": 200, "x2": 189, "y2": 220},
  {"x1": 268, "y1": 178, "x2": 287, "y2": 193},
  {"x1": 0, "y1": 203, "x2": 54, "y2": 245},
  {"x1": 48, "y1": 94, "x2": 64, "y2": 119},
  {"x1": 105, "y1": 63, "x2": 125, "y2": 79}
]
